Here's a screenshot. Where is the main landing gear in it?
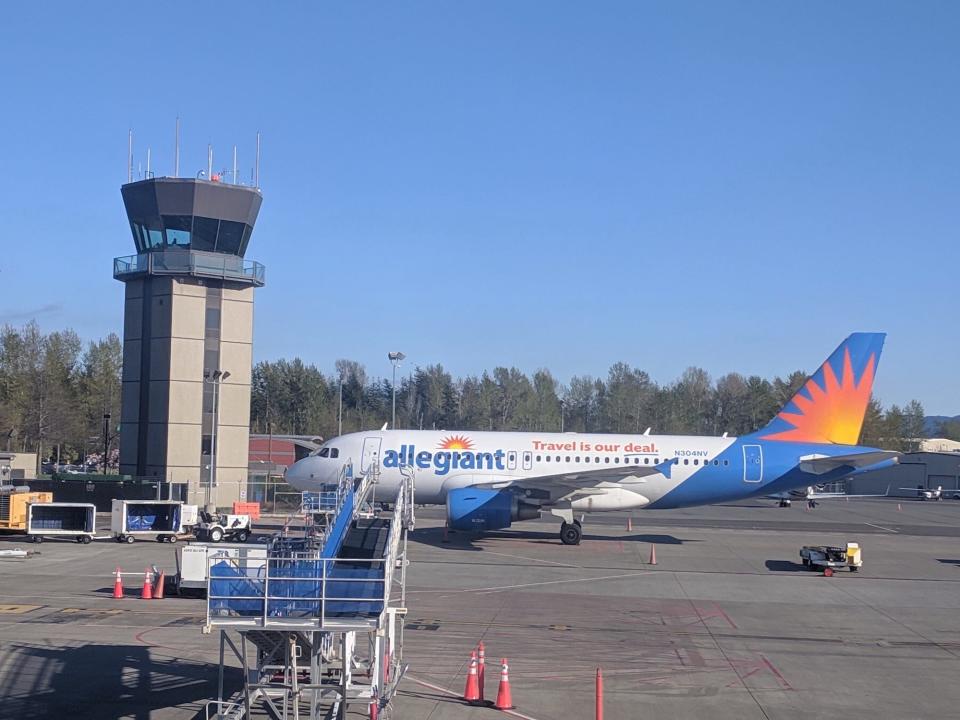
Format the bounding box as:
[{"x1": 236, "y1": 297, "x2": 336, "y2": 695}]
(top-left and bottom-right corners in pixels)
[{"x1": 560, "y1": 519, "x2": 582, "y2": 546}]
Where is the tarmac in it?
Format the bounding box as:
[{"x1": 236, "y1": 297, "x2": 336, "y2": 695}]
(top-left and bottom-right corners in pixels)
[{"x1": 1, "y1": 497, "x2": 959, "y2": 719}]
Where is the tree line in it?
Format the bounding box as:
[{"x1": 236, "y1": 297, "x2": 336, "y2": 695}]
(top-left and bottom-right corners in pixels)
[
  {"x1": 251, "y1": 357, "x2": 934, "y2": 453},
  {"x1": 0, "y1": 322, "x2": 122, "y2": 469},
  {"x1": 0, "y1": 322, "x2": 946, "y2": 468}
]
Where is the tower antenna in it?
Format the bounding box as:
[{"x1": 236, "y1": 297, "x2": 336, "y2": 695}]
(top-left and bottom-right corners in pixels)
[
  {"x1": 255, "y1": 131, "x2": 261, "y2": 188},
  {"x1": 127, "y1": 129, "x2": 133, "y2": 183},
  {"x1": 174, "y1": 117, "x2": 180, "y2": 177}
]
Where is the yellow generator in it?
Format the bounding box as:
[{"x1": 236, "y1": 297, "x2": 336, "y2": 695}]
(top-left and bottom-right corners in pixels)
[{"x1": 0, "y1": 488, "x2": 54, "y2": 532}]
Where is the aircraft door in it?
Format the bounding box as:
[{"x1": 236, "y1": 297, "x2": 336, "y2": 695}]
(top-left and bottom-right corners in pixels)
[
  {"x1": 743, "y1": 444, "x2": 763, "y2": 483},
  {"x1": 507, "y1": 451, "x2": 517, "y2": 471},
  {"x1": 361, "y1": 437, "x2": 383, "y2": 475},
  {"x1": 522, "y1": 451, "x2": 532, "y2": 470}
]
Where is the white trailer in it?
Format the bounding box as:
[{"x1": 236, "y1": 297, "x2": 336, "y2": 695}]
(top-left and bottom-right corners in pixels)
[
  {"x1": 111, "y1": 499, "x2": 184, "y2": 543},
  {"x1": 174, "y1": 542, "x2": 268, "y2": 595},
  {"x1": 27, "y1": 503, "x2": 97, "y2": 544}
]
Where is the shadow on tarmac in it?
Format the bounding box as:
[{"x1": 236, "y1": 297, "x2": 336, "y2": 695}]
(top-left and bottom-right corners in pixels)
[
  {"x1": 411, "y1": 526, "x2": 695, "y2": 551},
  {"x1": 764, "y1": 559, "x2": 809, "y2": 573},
  {"x1": 0, "y1": 641, "x2": 240, "y2": 720}
]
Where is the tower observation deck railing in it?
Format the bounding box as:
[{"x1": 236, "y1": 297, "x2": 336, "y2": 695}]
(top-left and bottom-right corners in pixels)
[
  {"x1": 113, "y1": 249, "x2": 265, "y2": 286},
  {"x1": 205, "y1": 463, "x2": 405, "y2": 632}
]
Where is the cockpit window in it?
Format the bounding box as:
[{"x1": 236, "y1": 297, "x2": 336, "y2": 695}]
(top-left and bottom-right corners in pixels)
[
  {"x1": 318, "y1": 448, "x2": 330, "y2": 457},
  {"x1": 330, "y1": 448, "x2": 339, "y2": 458}
]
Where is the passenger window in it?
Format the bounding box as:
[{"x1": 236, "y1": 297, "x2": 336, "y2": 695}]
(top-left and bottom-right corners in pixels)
[
  {"x1": 644, "y1": 458, "x2": 650, "y2": 464},
  {"x1": 683, "y1": 459, "x2": 689, "y2": 465},
  {"x1": 714, "y1": 460, "x2": 719, "y2": 466},
  {"x1": 575, "y1": 456, "x2": 580, "y2": 462},
  {"x1": 614, "y1": 457, "x2": 620, "y2": 464},
  {"x1": 556, "y1": 456, "x2": 561, "y2": 462},
  {"x1": 604, "y1": 457, "x2": 610, "y2": 464},
  {"x1": 693, "y1": 459, "x2": 699, "y2": 465},
  {"x1": 546, "y1": 456, "x2": 551, "y2": 462},
  {"x1": 565, "y1": 456, "x2": 571, "y2": 463},
  {"x1": 723, "y1": 460, "x2": 729, "y2": 466}
]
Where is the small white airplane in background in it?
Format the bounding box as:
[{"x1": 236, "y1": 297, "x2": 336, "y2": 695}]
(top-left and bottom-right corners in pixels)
[
  {"x1": 900, "y1": 485, "x2": 960, "y2": 501},
  {"x1": 768, "y1": 485, "x2": 890, "y2": 508}
]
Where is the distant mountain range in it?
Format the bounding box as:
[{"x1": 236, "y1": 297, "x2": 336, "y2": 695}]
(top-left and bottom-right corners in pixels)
[{"x1": 925, "y1": 415, "x2": 960, "y2": 436}]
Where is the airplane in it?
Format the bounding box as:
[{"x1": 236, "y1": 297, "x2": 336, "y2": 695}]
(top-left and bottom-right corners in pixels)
[
  {"x1": 899, "y1": 485, "x2": 960, "y2": 501},
  {"x1": 286, "y1": 333, "x2": 899, "y2": 545}
]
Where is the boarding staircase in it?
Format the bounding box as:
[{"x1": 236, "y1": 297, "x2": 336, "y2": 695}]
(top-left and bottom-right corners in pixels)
[{"x1": 204, "y1": 460, "x2": 414, "y2": 720}]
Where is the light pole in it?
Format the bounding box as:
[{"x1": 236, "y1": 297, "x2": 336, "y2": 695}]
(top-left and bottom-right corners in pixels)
[
  {"x1": 203, "y1": 369, "x2": 230, "y2": 507},
  {"x1": 102, "y1": 413, "x2": 111, "y2": 474},
  {"x1": 338, "y1": 373, "x2": 343, "y2": 436},
  {"x1": 560, "y1": 399, "x2": 566, "y2": 433},
  {"x1": 388, "y1": 352, "x2": 405, "y2": 429}
]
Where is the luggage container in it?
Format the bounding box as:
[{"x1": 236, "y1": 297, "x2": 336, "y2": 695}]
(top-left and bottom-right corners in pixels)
[
  {"x1": 111, "y1": 499, "x2": 183, "y2": 543},
  {"x1": 27, "y1": 502, "x2": 97, "y2": 544},
  {"x1": 174, "y1": 542, "x2": 268, "y2": 595}
]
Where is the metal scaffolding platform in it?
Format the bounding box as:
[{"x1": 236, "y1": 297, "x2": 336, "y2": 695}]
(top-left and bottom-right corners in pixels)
[{"x1": 204, "y1": 463, "x2": 414, "y2": 719}]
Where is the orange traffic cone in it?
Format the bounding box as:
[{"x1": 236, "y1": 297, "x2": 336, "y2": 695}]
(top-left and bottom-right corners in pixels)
[
  {"x1": 153, "y1": 570, "x2": 165, "y2": 599},
  {"x1": 463, "y1": 650, "x2": 480, "y2": 703},
  {"x1": 494, "y1": 658, "x2": 514, "y2": 710},
  {"x1": 141, "y1": 568, "x2": 153, "y2": 600},
  {"x1": 649, "y1": 543, "x2": 657, "y2": 565},
  {"x1": 112, "y1": 567, "x2": 124, "y2": 599},
  {"x1": 596, "y1": 667, "x2": 604, "y2": 720},
  {"x1": 477, "y1": 641, "x2": 486, "y2": 702}
]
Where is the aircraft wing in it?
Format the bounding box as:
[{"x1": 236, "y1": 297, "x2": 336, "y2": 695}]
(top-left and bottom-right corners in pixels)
[
  {"x1": 468, "y1": 460, "x2": 674, "y2": 496},
  {"x1": 799, "y1": 451, "x2": 899, "y2": 476}
]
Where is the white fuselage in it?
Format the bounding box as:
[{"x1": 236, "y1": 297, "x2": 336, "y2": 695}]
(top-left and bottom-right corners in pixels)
[{"x1": 286, "y1": 429, "x2": 739, "y2": 510}]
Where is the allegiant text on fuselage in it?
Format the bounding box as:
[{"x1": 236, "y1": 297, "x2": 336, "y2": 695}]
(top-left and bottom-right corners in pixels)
[{"x1": 383, "y1": 446, "x2": 506, "y2": 475}]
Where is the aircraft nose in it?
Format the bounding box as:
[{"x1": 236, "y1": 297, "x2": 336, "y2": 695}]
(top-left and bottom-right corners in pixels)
[{"x1": 285, "y1": 456, "x2": 321, "y2": 491}]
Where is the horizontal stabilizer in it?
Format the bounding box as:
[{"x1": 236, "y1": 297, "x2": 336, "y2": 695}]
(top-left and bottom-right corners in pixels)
[{"x1": 799, "y1": 451, "x2": 898, "y2": 476}]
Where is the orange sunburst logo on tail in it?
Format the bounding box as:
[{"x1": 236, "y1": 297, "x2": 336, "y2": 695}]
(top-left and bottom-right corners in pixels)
[
  {"x1": 761, "y1": 349, "x2": 876, "y2": 445},
  {"x1": 438, "y1": 434, "x2": 474, "y2": 450}
]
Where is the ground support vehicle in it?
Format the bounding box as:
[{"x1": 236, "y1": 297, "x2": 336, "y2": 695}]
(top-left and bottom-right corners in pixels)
[
  {"x1": 800, "y1": 542, "x2": 862, "y2": 576},
  {"x1": 194, "y1": 511, "x2": 252, "y2": 543}
]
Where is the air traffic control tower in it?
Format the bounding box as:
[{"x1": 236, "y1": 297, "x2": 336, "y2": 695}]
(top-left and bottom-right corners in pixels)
[{"x1": 113, "y1": 177, "x2": 265, "y2": 506}]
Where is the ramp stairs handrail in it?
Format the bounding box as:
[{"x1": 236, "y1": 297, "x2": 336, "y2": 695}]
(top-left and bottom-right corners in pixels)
[{"x1": 205, "y1": 465, "x2": 407, "y2": 632}]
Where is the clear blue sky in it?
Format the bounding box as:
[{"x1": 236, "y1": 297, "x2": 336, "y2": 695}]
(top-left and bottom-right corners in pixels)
[{"x1": 1, "y1": 3, "x2": 958, "y2": 414}]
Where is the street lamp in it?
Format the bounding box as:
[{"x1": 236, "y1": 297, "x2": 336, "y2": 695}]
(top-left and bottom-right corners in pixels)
[
  {"x1": 102, "y1": 413, "x2": 111, "y2": 474},
  {"x1": 560, "y1": 399, "x2": 566, "y2": 433},
  {"x1": 203, "y1": 369, "x2": 231, "y2": 507},
  {"x1": 388, "y1": 351, "x2": 406, "y2": 429}
]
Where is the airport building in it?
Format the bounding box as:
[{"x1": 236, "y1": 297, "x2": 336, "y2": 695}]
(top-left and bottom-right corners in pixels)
[
  {"x1": 845, "y1": 451, "x2": 960, "y2": 496},
  {"x1": 113, "y1": 177, "x2": 265, "y2": 507}
]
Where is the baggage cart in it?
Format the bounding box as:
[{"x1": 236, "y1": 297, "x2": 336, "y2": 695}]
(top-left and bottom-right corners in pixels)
[
  {"x1": 27, "y1": 502, "x2": 97, "y2": 544},
  {"x1": 111, "y1": 499, "x2": 183, "y2": 543}
]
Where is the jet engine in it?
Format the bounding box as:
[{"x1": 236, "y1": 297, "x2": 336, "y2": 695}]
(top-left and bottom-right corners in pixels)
[{"x1": 445, "y1": 488, "x2": 541, "y2": 531}]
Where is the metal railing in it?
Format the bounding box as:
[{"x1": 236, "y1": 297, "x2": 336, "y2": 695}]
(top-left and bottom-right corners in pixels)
[
  {"x1": 206, "y1": 554, "x2": 388, "y2": 629},
  {"x1": 113, "y1": 249, "x2": 265, "y2": 285}
]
